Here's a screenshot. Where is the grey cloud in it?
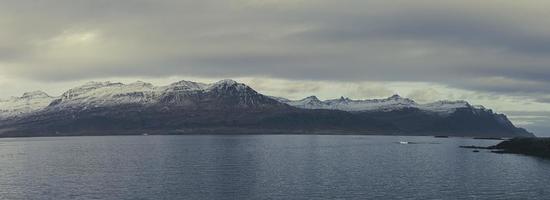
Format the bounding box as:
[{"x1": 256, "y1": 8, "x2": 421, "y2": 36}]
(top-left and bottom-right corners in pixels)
[
  {"x1": 296, "y1": 12, "x2": 550, "y2": 54},
  {"x1": 503, "y1": 111, "x2": 550, "y2": 136},
  {"x1": 523, "y1": 125, "x2": 550, "y2": 137},
  {"x1": 1, "y1": 0, "x2": 550, "y2": 102},
  {"x1": 354, "y1": 85, "x2": 393, "y2": 98},
  {"x1": 406, "y1": 88, "x2": 443, "y2": 103},
  {"x1": 253, "y1": 81, "x2": 322, "y2": 97},
  {"x1": 505, "y1": 111, "x2": 550, "y2": 117},
  {"x1": 450, "y1": 78, "x2": 550, "y2": 94},
  {"x1": 535, "y1": 97, "x2": 550, "y2": 104}
]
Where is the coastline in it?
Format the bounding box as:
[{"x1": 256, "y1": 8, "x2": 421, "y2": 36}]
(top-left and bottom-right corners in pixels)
[
  {"x1": 0, "y1": 127, "x2": 531, "y2": 139},
  {"x1": 461, "y1": 137, "x2": 550, "y2": 159}
]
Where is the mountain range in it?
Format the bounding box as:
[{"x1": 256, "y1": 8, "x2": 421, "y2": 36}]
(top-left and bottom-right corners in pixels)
[{"x1": 0, "y1": 79, "x2": 533, "y2": 137}]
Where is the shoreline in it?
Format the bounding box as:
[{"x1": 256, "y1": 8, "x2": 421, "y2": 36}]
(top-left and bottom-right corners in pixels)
[
  {"x1": 461, "y1": 137, "x2": 550, "y2": 159},
  {"x1": 0, "y1": 130, "x2": 521, "y2": 140}
]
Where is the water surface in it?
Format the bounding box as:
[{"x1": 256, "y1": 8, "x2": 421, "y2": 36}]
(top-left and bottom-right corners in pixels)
[{"x1": 0, "y1": 135, "x2": 549, "y2": 199}]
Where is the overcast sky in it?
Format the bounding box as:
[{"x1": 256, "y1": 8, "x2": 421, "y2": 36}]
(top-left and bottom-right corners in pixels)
[{"x1": 1, "y1": 0, "x2": 549, "y2": 135}]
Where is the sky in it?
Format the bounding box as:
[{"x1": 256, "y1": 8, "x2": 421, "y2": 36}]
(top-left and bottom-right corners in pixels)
[{"x1": 0, "y1": 0, "x2": 549, "y2": 136}]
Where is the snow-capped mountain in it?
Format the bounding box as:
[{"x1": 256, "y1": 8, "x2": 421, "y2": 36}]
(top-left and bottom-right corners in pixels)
[
  {"x1": 278, "y1": 95, "x2": 487, "y2": 115},
  {"x1": 49, "y1": 81, "x2": 160, "y2": 108},
  {"x1": 0, "y1": 79, "x2": 533, "y2": 138},
  {"x1": 280, "y1": 95, "x2": 417, "y2": 112},
  {"x1": 46, "y1": 79, "x2": 282, "y2": 110},
  {"x1": 158, "y1": 79, "x2": 283, "y2": 109},
  {"x1": 0, "y1": 79, "x2": 281, "y2": 118},
  {"x1": 0, "y1": 79, "x2": 484, "y2": 116},
  {"x1": 0, "y1": 91, "x2": 55, "y2": 119}
]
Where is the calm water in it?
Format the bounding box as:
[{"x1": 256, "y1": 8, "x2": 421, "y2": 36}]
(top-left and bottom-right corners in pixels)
[{"x1": 0, "y1": 135, "x2": 549, "y2": 200}]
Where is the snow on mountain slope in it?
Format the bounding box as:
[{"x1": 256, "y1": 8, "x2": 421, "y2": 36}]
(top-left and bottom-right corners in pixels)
[
  {"x1": 285, "y1": 96, "x2": 325, "y2": 109},
  {"x1": 47, "y1": 79, "x2": 273, "y2": 109},
  {"x1": 49, "y1": 81, "x2": 162, "y2": 108},
  {"x1": 167, "y1": 80, "x2": 209, "y2": 92},
  {"x1": 281, "y1": 95, "x2": 483, "y2": 115},
  {"x1": 284, "y1": 95, "x2": 417, "y2": 111},
  {"x1": 327, "y1": 95, "x2": 417, "y2": 112},
  {"x1": 201, "y1": 79, "x2": 284, "y2": 108},
  {"x1": 0, "y1": 91, "x2": 55, "y2": 119},
  {"x1": 418, "y1": 100, "x2": 472, "y2": 114},
  {"x1": 1, "y1": 79, "x2": 490, "y2": 119}
]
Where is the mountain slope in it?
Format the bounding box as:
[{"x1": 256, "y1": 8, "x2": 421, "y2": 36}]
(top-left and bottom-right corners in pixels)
[
  {"x1": 276, "y1": 95, "x2": 532, "y2": 137},
  {"x1": 0, "y1": 79, "x2": 534, "y2": 137},
  {"x1": 279, "y1": 95, "x2": 481, "y2": 115},
  {"x1": 0, "y1": 91, "x2": 55, "y2": 119}
]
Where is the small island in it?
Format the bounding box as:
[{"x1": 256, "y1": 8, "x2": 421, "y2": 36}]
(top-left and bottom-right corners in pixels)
[{"x1": 462, "y1": 138, "x2": 550, "y2": 158}]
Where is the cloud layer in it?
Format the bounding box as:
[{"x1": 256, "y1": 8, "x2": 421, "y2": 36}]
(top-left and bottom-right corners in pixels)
[{"x1": 1, "y1": 0, "x2": 550, "y2": 134}]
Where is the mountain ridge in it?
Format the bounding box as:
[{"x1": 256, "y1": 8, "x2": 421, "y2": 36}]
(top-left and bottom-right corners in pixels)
[{"x1": 0, "y1": 79, "x2": 534, "y2": 138}]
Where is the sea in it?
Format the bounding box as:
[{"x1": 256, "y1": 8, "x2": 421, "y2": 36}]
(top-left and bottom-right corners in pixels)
[{"x1": 0, "y1": 135, "x2": 549, "y2": 199}]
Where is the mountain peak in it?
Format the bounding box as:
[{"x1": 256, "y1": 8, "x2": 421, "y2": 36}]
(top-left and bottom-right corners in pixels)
[
  {"x1": 214, "y1": 79, "x2": 238, "y2": 85},
  {"x1": 208, "y1": 79, "x2": 249, "y2": 91},
  {"x1": 339, "y1": 96, "x2": 351, "y2": 101},
  {"x1": 388, "y1": 94, "x2": 402, "y2": 100},
  {"x1": 300, "y1": 96, "x2": 323, "y2": 104},
  {"x1": 384, "y1": 94, "x2": 416, "y2": 105},
  {"x1": 304, "y1": 96, "x2": 320, "y2": 101},
  {"x1": 21, "y1": 91, "x2": 51, "y2": 99},
  {"x1": 168, "y1": 80, "x2": 207, "y2": 91},
  {"x1": 171, "y1": 80, "x2": 201, "y2": 86}
]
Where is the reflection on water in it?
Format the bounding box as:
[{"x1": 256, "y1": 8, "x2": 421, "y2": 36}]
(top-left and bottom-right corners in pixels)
[{"x1": 0, "y1": 135, "x2": 549, "y2": 199}]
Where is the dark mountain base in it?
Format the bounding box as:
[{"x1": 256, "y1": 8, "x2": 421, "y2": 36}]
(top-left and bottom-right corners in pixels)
[{"x1": 0, "y1": 105, "x2": 533, "y2": 138}]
